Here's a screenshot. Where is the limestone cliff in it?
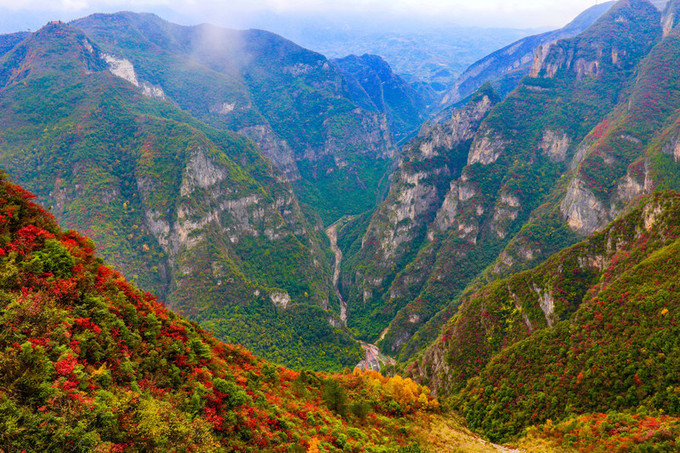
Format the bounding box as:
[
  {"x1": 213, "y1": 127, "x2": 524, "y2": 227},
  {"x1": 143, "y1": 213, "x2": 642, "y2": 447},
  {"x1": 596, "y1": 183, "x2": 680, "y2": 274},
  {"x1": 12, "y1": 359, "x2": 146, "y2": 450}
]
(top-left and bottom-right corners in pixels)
[
  {"x1": 438, "y1": 2, "x2": 615, "y2": 109},
  {"x1": 340, "y1": 86, "x2": 498, "y2": 342}
]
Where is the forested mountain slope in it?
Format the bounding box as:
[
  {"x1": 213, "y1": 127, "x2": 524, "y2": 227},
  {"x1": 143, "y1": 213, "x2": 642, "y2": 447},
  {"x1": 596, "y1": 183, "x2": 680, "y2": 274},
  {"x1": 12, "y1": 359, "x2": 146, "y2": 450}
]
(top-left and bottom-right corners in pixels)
[
  {"x1": 412, "y1": 191, "x2": 680, "y2": 444},
  {"x1": 333, "y1": 53, "x2": 426, "y2": 143},
  {"x1": 70, "y1": 12, "x2": 400, "y2": 223},
  {"x1": 0, "y1": 20, "x2": 361, "y2": 370},
  {"x1": 399, "y1": 0, "x2": 680, "y2": 445}
]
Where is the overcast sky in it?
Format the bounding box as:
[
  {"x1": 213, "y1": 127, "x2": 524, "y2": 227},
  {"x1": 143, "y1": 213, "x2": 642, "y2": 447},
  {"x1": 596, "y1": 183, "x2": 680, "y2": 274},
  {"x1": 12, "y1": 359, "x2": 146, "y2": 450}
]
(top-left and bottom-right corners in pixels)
[{"x1": 0, "y1": 0, "x2": 616, "y2": 31}]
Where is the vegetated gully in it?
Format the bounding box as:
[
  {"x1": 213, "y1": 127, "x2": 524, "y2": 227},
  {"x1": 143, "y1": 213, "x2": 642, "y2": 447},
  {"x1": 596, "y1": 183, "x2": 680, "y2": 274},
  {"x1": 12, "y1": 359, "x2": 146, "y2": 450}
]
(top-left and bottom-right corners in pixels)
[{"x1": 326, "y1": 220, "x2": 389, "y2": 370}]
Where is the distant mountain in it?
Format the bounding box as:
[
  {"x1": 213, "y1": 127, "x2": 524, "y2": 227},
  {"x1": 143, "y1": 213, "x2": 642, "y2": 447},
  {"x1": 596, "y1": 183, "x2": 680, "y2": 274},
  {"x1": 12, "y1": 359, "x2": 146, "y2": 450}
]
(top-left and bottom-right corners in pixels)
[
  {"x1": 0, "y1": 32, "x2": 29, "y2": 56},
  {"x1": 332, "y1": 54, "x2": 427, "y2": 143},
  {"x1": 438, "y1": 1, "x2": 616, "y2": 109},
  {"x1": 270, "y1": 19, "x2": 533, "y2": 98},
  {"x1": 70, "y1": 12, "x2": 397, "y2": 223}
]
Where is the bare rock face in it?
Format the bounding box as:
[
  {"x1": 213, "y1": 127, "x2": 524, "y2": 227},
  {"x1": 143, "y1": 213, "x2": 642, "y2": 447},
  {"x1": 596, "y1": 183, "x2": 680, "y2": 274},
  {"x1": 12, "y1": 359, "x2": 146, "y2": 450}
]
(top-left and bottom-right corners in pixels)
[
  {"x1": 430, "y1": 182, "x2": 461, "y2": 236},
  {"x1": 104, "y1": 54, "x2": 166, "y2": 100},
  {"x1": 560, "y1": 178, "x2": 608, "y2": 235},
  {"x1": 238, "y1": 124, "x2": 299, "y2": 180},
  {"x1": 467, "y1": 126, "x2": 509, "y2": 166},
  {"x1": 532, "y1": 285, "x2": 556, "y2": 327},
  {"x1": 490, "y1": 193, "x2": 521, "y2": 239},
  {"x1": 540, "y1": 130, "x2": 571, "y2": 162},
  {"x1": 352, "y1": 94, "x2": 496, "y2": 302},
  {"x1": 615, "y1": 165, "x2": 649, "y2": 205},
  {"x1": 270, "y1": 290, "x2": 292, "y2": 309},
  {"x1": 662, "y1": 131, "x2": 680, "y2": 161},
  {"x1": 529, "y1": 44, "x2": 553, "y2": 77}
]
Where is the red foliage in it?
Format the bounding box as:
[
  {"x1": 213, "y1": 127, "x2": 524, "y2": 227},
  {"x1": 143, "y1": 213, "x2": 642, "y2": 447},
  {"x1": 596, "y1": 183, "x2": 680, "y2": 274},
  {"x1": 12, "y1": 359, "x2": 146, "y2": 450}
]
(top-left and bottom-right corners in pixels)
[
  {"x1": 55, "y1": 354, "x2": 78, "y2": 376},
  {"x1": 7, "y1": 225, "x2": 54, "y2": 255}
]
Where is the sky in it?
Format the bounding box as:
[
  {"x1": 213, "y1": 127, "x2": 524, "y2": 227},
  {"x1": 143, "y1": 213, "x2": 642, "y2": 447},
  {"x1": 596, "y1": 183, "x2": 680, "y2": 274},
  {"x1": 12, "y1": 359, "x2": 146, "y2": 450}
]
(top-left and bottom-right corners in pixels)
[{"x1": 0, "y1": 0, "x2": 616, "y2": 32}]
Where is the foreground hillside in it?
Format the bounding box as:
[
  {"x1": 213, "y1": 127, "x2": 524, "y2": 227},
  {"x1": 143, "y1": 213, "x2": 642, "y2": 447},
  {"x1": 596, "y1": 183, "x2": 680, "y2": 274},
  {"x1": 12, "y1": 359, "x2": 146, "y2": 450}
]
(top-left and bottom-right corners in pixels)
[
  {"x1": 410, "y1": 191, "x2": 680, "y2": 448},
  {"x1": 0, "y1": 173, "x2": 456, "y2": 451}
]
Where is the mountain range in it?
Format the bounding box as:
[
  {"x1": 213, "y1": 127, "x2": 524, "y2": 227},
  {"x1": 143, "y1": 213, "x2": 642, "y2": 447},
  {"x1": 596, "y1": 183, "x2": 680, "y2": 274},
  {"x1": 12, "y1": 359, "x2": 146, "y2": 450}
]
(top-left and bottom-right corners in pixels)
[{"x1": 4, "y1": 0, "x2": 680, "y2": 450}]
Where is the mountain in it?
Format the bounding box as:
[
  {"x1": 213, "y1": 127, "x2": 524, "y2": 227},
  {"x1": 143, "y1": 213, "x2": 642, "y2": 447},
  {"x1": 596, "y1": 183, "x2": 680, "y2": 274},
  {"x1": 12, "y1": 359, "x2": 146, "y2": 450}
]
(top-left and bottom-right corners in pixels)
[
  {"x1": 338, "y1": 0, "x2": 663, "y2": 363},
  {"x1": 253, "y1": 16, "x2": 532, "y2": 97},
  {"x1": 332, "y1": 54, "x2": 427, "y2": 143},
  {"x1": 7, "y1": 0, "x2": 680, "y2": 451},
  {"x1": 337, "y1": 84, "x2": 500, "y2": 344},
  {"x1": 0, "y1": 32, "x2": 29, "y2": 56},
  {"x1": 0, "y1": 19, "x2": 366, "y2": 371},
  {"x1": 402, "y1": 0, "x2": 680, "y2": 443},
  {"x1": 438, "y1": 1, "x2": 616, "y2": 109},
  {"x1": 412, "y1": 191, "x2": 680, "y2": 443},
  {"x1": 0, "y1": 173, "x2": 449, "y2": 451},
  {"x1": 69, "y1": 13, "x2": 396, "y2": 224}
]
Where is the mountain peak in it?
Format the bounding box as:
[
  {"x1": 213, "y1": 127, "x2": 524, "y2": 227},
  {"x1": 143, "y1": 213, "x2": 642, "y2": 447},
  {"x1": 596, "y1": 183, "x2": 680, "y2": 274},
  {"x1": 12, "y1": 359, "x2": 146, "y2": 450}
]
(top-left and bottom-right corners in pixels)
[{"x1": 0, "y1": 21, "x2": 105, "y2": 88}]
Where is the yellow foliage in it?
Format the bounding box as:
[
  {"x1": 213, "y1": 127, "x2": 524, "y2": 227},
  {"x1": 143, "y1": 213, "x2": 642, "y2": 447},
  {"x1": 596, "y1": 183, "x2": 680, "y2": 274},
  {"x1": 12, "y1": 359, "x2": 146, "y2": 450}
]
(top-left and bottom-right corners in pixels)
[
  {"x1": 91, "y1": 364, "x2": 108, "y2": 378},
  {"x1": 352, "y1": 368, "x2": 439, "y2": 413},
  {"x1": 307, "y1": 437, "x2": 320, "y2": 453}
]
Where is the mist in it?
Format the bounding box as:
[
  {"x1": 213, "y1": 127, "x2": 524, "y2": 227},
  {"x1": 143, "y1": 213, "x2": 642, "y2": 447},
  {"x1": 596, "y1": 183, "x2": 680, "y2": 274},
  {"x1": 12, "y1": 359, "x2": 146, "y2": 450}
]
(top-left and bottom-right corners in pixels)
[{"x1": 0, "y1": 0, "x2": 619, "y2": 34}]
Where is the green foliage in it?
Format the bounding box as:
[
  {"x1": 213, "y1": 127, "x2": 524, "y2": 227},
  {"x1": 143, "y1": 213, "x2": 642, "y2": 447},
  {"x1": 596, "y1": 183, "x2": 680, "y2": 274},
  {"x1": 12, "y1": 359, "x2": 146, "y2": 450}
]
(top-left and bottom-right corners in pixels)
[
  {"x1": 323, "y1": 379, "x2": 348, "y2": 416},
  {"x1": 25, "y1": 238, "x2": 75, "y2": 278},
  {"x1": 427, "y1": 193, "x2": 680, "y2": 442}
]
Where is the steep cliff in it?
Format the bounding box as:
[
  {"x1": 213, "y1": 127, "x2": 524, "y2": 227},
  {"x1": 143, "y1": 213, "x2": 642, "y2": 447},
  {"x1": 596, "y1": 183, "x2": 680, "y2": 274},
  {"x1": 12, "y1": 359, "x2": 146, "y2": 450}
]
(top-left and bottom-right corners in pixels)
[
  {"x1": 339, "y1": 85, "x2": 499, "y2": 342},
  {"x1": 438, "y1": 2, "x2": 616, "y2": 109}
]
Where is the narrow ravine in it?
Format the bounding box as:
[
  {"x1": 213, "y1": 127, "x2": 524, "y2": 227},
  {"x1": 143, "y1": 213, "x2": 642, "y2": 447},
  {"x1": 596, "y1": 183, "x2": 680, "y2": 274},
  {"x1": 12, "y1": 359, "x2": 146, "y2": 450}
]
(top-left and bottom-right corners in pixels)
[
  {"x1": 327, "y1": 220, "x2": 397, "y2": 371},
  {"x1": 325, "y1": 223, "x2": 347, "y2": 325}
]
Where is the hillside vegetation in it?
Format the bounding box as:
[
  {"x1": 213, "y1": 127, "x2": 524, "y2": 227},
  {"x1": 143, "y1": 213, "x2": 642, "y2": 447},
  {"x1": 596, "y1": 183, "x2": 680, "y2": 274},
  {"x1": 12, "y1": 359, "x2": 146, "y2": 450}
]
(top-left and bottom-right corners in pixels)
[{"x1": 0, "y1": 173, "x2": 449, "y2": 451}]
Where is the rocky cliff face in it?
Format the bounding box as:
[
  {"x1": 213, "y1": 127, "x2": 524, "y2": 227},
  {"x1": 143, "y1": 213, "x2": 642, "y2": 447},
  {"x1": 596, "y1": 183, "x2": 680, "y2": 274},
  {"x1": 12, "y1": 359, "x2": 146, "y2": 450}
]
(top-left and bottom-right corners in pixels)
[
  {"x1": 340, "y1": 86, "x2": 498, "y2": 342},
  {"x1": 401, "y1": 0, "x2": 680, "y2": 393}
]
